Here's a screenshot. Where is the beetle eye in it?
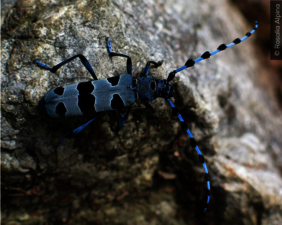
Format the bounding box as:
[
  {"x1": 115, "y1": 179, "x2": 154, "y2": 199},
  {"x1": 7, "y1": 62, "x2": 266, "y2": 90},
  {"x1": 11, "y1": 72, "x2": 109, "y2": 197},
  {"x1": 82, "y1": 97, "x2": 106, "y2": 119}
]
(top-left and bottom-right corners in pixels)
[{"x1": 150, "y1": 81, "x2": 156, "y2": 90}]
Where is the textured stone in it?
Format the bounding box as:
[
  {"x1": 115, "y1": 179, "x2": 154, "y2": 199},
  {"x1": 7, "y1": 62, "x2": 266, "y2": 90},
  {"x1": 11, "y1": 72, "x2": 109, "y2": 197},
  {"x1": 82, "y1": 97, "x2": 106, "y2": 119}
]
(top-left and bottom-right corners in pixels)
[{"x1": 1, "y1": 0, "x2": 282, "y2": 224}]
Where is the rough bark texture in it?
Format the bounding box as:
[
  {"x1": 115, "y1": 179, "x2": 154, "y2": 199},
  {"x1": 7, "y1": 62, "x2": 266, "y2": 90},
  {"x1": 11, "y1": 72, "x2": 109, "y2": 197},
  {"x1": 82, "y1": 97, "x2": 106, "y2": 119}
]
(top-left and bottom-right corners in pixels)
[{"x1": 1, "y1": 0, "x2": 282, "y2": 225}]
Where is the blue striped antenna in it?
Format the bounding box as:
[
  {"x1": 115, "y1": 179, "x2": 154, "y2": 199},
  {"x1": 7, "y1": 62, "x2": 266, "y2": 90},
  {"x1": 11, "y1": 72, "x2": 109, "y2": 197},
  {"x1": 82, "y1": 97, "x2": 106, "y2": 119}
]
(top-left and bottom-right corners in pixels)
[
  {"x1": 165, "y1": 21, "x2": 258, "y2": 213},
  {"x1": 167, "y1": 21, "x2": 258, "y2": 82},
  {"x1": 167, "y1": 99, "x2": 210, "y2": 212}
]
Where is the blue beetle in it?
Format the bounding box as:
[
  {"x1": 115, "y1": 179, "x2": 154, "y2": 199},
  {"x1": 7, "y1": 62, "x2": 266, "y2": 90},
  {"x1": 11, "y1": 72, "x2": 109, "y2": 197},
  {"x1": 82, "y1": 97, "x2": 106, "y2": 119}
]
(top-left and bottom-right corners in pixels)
[
  {"x1": 40, "y1": 61, "x2": 173, "y2": 118},
  {"x1": 34, "y1": 21, "x2": 258, "y2": 213}
]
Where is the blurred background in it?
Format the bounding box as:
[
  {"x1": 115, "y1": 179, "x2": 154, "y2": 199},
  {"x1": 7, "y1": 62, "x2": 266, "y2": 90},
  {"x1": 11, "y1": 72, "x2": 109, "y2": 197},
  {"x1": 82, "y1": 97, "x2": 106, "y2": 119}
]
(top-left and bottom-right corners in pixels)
[{"x1": 232, "y1": 0, "x2": 282, "y2": 109}]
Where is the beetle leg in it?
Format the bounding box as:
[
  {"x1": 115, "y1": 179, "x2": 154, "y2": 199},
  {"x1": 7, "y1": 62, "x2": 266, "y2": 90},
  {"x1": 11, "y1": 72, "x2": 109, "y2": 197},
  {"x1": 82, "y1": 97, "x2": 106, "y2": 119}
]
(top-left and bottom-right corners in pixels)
[
  {"x1": 58, "y1": 113, "x2": 102, "y2": 146},
  {"x1": 116, "y1": 107, "x2": 131, "y2": 133},
  {"x1": 142, "y1": 60, "x2": 163, "y2": 77},
  {"x1": 34, "y1": 54, "x2": 98, "y2": 80},
  {"x1": 166, "y1": 99, "x2": 210, "y2": 213},
  {"x1": 106, "y1": 37, "x2": 133, "y2": 75}
]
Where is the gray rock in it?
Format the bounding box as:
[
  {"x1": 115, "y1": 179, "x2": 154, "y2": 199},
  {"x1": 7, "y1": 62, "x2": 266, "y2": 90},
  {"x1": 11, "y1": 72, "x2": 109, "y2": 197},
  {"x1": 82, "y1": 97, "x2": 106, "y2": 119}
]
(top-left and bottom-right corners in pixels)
[{"x1": 1, "y1": 0, "x2": 282, "y2": 224}]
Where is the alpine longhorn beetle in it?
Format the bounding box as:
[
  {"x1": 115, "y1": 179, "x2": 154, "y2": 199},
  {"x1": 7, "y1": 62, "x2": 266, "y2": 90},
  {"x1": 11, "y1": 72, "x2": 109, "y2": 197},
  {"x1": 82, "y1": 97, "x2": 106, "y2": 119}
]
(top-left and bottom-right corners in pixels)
[{"x1": 34, "y1": 21, "x2": 258, "y2": 212}]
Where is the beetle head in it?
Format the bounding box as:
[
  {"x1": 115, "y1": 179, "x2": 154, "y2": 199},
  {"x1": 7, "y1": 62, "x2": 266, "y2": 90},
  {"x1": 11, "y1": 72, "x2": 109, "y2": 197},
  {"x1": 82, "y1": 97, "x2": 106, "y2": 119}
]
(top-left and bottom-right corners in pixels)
[{"x1": 156, "y1": 79, "x2": 175, "y2": 99}]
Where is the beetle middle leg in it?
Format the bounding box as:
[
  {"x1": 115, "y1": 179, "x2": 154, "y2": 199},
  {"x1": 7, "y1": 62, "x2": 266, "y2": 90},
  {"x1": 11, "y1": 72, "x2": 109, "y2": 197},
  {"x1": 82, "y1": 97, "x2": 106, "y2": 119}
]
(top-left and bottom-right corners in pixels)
[
  {"x1": 58, "y1": 113, "x2": 102, "y2": 146},
  {"x1": 115, "y1": 107, "x2": 131, "y2": 133},
  {"x1": 106, "y1": 37, "x2": 133, "y2": 75}
]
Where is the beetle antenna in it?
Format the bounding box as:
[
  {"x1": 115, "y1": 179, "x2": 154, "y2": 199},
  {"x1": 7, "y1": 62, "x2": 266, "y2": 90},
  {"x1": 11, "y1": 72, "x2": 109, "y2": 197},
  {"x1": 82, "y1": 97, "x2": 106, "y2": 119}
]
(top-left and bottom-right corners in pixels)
[
  {"x1": 166, "y1": 98, "x2": 211, "y2": 213},
  {"x1": 167, "y1": 21, "x2": 258, "y2": 82}
]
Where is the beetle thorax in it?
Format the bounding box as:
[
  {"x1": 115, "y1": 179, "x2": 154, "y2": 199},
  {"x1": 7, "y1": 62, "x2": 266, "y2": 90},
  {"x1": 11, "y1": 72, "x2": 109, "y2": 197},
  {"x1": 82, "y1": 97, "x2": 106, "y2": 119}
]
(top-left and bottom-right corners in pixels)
[
  {"x1": 136, "y1": 77, "x2": 174, "y2": 102},
  {"x1": 136, "y1": 77, "x2": 156, "y2": 102}
]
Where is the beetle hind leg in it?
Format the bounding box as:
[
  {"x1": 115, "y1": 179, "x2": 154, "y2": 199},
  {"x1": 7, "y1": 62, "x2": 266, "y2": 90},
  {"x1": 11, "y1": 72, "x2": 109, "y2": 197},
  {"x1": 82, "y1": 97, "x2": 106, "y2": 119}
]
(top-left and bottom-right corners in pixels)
[
  {"x1": 58, "y1": 113, "x2": 102, "y2": 146},
  {"x1": 116, "y1": 108, "x2": 131, "y2": 133},
  {"x1": 34, "y1": 54, "x2": 98, "y2": 80}
]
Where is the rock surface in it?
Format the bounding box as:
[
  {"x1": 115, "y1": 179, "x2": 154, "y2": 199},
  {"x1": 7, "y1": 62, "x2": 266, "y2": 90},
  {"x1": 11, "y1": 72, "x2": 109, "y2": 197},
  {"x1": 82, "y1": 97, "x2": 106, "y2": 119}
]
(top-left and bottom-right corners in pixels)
[{"x1": 1, "y1": 0, "x2": 282, "y2": 224}]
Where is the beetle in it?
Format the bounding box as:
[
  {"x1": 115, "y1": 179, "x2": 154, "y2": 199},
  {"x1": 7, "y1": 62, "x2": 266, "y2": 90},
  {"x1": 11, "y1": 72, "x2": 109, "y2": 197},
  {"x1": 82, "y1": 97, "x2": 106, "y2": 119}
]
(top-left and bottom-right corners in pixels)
[{"x1": 34, "y1": 21, "x2": 258, "y2": 213}]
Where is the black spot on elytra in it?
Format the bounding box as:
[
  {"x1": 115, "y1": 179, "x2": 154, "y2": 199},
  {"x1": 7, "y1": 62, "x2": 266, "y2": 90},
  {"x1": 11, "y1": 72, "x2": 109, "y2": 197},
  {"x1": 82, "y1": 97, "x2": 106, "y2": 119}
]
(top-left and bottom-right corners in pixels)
[
  {"x1": 150, "y1": 81, "x2": 156, "y2": 90},
  {"x1": 78, "y1": 95, "x2": 96, "y2": 115},
  {"x1": 54, "y1": 87, "x2": 65, "y2": 95},
  {"x1": 56, "y1": 102, "x2": 67, "y2": 117},
  {"x1": 77, "y1": 81, "x2": 94, "y2": 95},
  {"x1": 111, "y1": 94, "x2": 125, "y2": 110},
  {"x1": 107, "y1": 76, "x2": 120, "y2": 86}
]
